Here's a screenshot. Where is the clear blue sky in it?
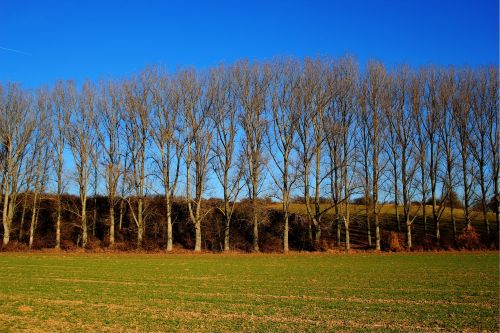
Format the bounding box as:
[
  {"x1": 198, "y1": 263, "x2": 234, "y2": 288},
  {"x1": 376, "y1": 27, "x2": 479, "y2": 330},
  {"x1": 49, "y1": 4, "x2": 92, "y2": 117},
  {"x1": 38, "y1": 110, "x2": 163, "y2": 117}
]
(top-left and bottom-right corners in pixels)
[{"x1": 1, "y1": 0, "x2": 498, "y2": 87}]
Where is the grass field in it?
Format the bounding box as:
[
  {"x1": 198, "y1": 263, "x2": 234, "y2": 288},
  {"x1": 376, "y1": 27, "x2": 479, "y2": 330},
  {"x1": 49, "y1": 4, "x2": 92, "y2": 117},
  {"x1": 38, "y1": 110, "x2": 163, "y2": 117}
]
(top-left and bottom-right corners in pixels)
[{"x1": 0, "y1": 252, "x2": 498, "y2": 332}]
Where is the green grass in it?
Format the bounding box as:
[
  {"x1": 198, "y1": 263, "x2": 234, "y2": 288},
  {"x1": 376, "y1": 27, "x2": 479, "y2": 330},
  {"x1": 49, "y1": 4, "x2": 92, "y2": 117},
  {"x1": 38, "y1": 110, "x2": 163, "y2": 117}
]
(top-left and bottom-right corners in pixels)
[{"x1": 0, "y1": 252, "x2": 498, "y2": 332}]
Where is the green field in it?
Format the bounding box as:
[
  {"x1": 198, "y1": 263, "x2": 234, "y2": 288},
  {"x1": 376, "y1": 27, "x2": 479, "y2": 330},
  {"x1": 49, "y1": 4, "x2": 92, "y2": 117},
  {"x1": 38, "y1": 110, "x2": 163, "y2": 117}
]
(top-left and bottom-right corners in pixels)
[{"x1": 0, "y1": 252, "x2": 498, "y2": 332}]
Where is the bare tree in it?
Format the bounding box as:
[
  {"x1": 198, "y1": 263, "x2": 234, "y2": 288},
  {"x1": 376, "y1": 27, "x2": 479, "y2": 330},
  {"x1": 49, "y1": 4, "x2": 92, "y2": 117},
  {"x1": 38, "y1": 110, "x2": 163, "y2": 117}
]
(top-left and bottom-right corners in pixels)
[
  {"x1": 470, "y1": 69, "x2": 491, "y2": 239},
  {"x1": 414, "y1": 69, "x2": 429, "y2": 237},
  {"x1": 182, "y1": 69, "x2": 213, "y2": 252},
  {"x1": 268, "y1": 59, "x2": 300, "y2": 253},
  {"x1": 484, "y1": 67, "x2": 499, "y2": 233},
  {"x1": 236, "y1": 61, "x2": 270, "y2": 252},
  {"x1": 453, "y1": 69, "x2": 474, "y2": 231},
  {"x1": 210, "y1": 65, "x2": 243, "y2": 252},
  {"x1": 150, "y1": 67, "x2": 183, "y2": 251},
  {"x1": 437, "y1": 69, "x2": 458, "y2": 243},
  {"x1": 324, "y1": 56, "x2": 358, "y2": 251},
  {"x1": 29, "y1": 88, "x2": 52, "y2": 249},
  {"x1": 470, "y1": 66, "x2": 499, "y2": 240},
  {"x1": 362, "y1": 61, "x2": 389, "y2": 251},
  {"x1": 95, "y1": 80, "x2": 123, "y2": 246},
  {"x1": 51, "y1": 81, "x2": 72, "y2": 249},
  {"x1": 297, "y1": 58, "x2": 332, "y2": 248},
  {"x1": 122, "y1": 73, "x2": 151, "y2": 247},
  {"x1": 423, "y1": 67, "x2": 447, "y2": 243},
  {"x1": 66, "y1": 81, "x2": 96, "y2": 248},
  {"x1": 296, "y1": 72, "x2": 316, "y2": 244},
  {"x1": 385, "y1": 96, "x2": 401, "y2": 232},
  {"x1": 387, "y1": 67, "x2": 423, "y2": 249},
  {"x1": 357, "y1": 86, "x2": 373, "y2": 247},
  {"x1": 0, "y1": 83, "x2": 36, "y2": 246},
  {"x1": 90, "y1": 135, "x2": 100, "y2": 239},
  {"x1": 18, "y1": 131, "x2": 38, "y2": 243}
]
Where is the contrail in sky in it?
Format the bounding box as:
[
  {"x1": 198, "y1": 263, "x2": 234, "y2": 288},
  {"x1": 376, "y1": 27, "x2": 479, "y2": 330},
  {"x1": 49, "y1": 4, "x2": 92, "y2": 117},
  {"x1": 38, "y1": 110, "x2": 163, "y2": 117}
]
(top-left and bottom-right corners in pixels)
[{"x1": 0, "y1": 46, "x2": 31, "y2": 56}]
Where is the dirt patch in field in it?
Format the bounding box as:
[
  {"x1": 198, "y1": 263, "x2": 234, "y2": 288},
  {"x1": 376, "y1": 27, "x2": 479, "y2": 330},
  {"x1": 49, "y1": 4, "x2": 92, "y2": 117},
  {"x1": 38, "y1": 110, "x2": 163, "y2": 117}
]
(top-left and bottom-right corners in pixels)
[{"x1": 17, "y1": 305, "x2": 33, "y2": 312}]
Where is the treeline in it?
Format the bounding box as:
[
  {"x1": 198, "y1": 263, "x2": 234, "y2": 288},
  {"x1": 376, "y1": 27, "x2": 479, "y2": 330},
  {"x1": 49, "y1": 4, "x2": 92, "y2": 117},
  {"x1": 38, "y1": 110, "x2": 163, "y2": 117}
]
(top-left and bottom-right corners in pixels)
[{"x1": 0, "y1": 57, "x2": 498, "y2": 252}]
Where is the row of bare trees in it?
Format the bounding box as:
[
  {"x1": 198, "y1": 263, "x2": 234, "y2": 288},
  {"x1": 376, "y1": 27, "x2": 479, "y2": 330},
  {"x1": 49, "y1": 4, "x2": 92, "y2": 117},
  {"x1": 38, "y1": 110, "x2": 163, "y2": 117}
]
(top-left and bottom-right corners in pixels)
[{"x1": 0, "y1": 57, "x2": 498, "y2": 252}]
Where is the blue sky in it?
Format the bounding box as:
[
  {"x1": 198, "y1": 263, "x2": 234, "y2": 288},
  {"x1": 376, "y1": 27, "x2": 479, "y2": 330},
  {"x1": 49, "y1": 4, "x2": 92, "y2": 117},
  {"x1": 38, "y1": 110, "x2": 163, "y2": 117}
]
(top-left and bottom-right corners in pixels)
[{"x1": 1, "y1": 0, "x2": 498, "y2": 88}]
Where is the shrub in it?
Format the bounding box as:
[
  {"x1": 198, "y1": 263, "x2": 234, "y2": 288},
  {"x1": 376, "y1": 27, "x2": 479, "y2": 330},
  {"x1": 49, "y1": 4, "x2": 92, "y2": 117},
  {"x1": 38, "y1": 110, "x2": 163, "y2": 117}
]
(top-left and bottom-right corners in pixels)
[
  {"x1": 457, "y1": 226, "x2": 481, "y2": 250},
  {"x1": 111, "y1": 242, "x2": 136, "y2": 251},
  {"x1": 260, "y1": 237, "x2": 282, "y2": 253},
  {"x1": 60, "y1": 240, "x2": 76, "y2": 251},
  {"x1": 316, "y1": 239, "x2": 331, "y2": 252},
  {"x1": 84, "y1": 239, "x2": 102, "y2": 250},
  {"x1": 142, "y1": 239, "x2": 161, "y2": 252},
  {"x1": 381, "y1": 231, "x2": 404, "y2": 251},
  {"x1": 1, "y1": 241, "x2": 28, "y2": 252},
  {"x1": 30, "y1": 239, "x2": 46, "y2": 250},
  {"x1": 421, "y1": 236, "x2": 436, "y2": 250}
]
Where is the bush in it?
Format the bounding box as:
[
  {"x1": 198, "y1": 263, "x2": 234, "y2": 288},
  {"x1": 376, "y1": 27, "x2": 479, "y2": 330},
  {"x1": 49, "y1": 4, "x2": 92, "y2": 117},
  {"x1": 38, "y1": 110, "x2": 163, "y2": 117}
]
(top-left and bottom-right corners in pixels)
[
  {"x1": 30, "y1": 239, "x2": 46, "y2": 250},
  {"x1": 421, "y1": 236, "x2": 436, "y2": 250},
  {"x1": 316, "y1": 239, "x2": 331, "y2": 252},
  {"x1": 381, "y1": 231, "x2": 404, "y2": 251},
  {"x1": 457, "y1": 226, "x2": 481, "y2": 250},
  {"x1": 260, "y1": 237, "x2": 282, "y2": 253},
  {"x1": 111, "y1": 242, "x2": 136, "y2": 251},
  {"x1": 142, "y1": 239, "x2": 161, "y2": 252},
  {"x1": 84, "y1": 239, "x2": 102, "y2": 250},
  {"x1": 60, "y1": 240, "x2": 76, "y2": 251},
  {"x1": 1, "y1": 241, "x2": 28, "y2": 252}
]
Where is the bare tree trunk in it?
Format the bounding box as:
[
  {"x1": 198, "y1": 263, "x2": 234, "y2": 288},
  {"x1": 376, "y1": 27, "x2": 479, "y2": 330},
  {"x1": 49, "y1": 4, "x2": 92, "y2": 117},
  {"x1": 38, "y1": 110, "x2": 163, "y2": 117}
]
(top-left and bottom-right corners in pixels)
[
  {"x1": 344, "y1": 197, "x2": 350, "y2": 252},
  {"x1": 82, "y1": 199, "x2": 88, "y2": 247},
  {"x1": 374, "y1": 208, "x2": 381, "y2": 250},
  {"x1": 109, "y1": 205, "x2": 115, "y2": 245},
  {"x1": 373, "y1": 134, "x2": 381, "y2": 251},
  {"x1": 366, "y1": 212, "x2": 372, "y2": 247},
  {"x1": 336, "y1": 214, "x2": 341, "y2": 247},
  {"x1": 194, "y1": 221, "x2": 201, "y2": 252},
  {"x1": 224, "y1": 215, "x2": 230, "y2": 252},
  {"x1": 344, "y1": 221, "x2": 350, "y2": 251},
  {"x1": 2, "y1": 191, "x2": 10, "y2": 246},
  {"x1": 119, "y1": 199, "x2": 124, "y2": 231},
  {"x1": 421, "y1": 158, "x2": 427, "y2": 237},
  {"x1": 137, "y1": 198, "x2": 143, "y2": 247},
  {"x1": 393, "y1": 163, "x2": 400, "y2": 232},
  {"x1": 166, "y1": 196, "x2": 173, "y2": 251},
  {"x1": 92, "y1": 196, "x2": 97, "y2": 238},
  {"x1": 460, "y1": 149, "x2": 471, "y2": 229},
  {"x1": 406, "y1": 221, "x2": 412, "y2": 250},
  {"x1": 19, "y1": 194, "x2": 28, "y2": 241},
  {"x1": 28, "y1": 209, "x2": 36, "y2": 248},
  {"x1": 252, "y1": 181, "x2": 260, "y2": 252},
  {"x1": 28, "y1": 191, "x2": 39, "y2": 249},
  {"x1": 252, "y1": 212, "x2": 259, "y2": 252},
  {"x1": 283, "y1": 210, "x2": 289, "y2": 253},
  {"x1": 56, "y1": 199, "x2": 61, "y2": 249},
  {"x1": 313, "y1": 146, "x2": 322, "y2": 245},
  {"x1": 364, "y1": 163, "x2": 372, "y2": 247},
  {"x1": 446, "y1": 159, "x2": 456, "y2": 244},
  {"x1": 430, "y1": 144, "x2": 440, "y2": 242}
]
